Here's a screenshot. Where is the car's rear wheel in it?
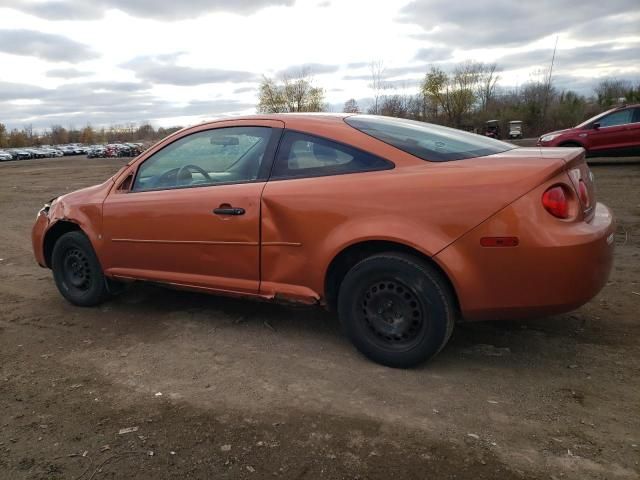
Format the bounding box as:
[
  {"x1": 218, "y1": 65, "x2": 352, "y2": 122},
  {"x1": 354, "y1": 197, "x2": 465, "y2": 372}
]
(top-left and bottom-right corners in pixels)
[
  {"x1": 52, "y1": 231, "x2": 109, "y2": 306},
  {"x1": 337, "y1": 252, "x2": 456, "y2": 368}
]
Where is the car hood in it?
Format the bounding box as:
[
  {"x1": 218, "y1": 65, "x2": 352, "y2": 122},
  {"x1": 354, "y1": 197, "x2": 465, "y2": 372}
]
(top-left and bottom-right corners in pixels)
[{"x1": 541, "y1": 128, "x2": 572, "y2": 137}]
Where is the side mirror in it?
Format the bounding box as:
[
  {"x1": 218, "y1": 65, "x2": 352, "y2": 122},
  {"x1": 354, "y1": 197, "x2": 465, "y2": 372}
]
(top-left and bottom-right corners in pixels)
[{"x1": 592, "y1": 122, "x2": 600, "y2": 130}]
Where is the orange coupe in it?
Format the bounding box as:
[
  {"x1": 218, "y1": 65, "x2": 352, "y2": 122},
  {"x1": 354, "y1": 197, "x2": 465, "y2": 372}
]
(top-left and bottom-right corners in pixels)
[{"x1": 32, "y1": 114, "x2": 615, "y2": 367}]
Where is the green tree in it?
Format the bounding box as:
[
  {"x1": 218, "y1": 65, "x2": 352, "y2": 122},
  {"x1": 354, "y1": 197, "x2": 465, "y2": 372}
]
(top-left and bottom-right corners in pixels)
[
  {"x1": 421, "y1": 67, "x2": 450, "y2": 123},
  {"x1": 257, "y1": 70, "x2": 325, "y2": 113}
]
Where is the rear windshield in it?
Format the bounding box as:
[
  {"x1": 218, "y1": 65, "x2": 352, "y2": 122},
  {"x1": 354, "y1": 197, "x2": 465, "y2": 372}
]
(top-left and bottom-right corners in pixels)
[{"x1": 345, "y1": 115, "x2": 515, "y2": 162}]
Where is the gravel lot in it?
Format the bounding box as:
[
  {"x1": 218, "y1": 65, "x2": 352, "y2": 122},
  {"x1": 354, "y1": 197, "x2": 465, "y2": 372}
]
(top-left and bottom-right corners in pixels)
[{"x1": 0, "y1": 156, "x2": 638, "y2": 479}]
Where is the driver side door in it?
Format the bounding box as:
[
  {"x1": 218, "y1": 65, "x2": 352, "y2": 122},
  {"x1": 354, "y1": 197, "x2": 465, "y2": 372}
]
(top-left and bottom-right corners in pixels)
[
  {"x1": 585, "y1": 108, "x2": 634, "y2": 152},
  {"x1": 101, "y1": 120, "x2": 283, "y2": 294}
]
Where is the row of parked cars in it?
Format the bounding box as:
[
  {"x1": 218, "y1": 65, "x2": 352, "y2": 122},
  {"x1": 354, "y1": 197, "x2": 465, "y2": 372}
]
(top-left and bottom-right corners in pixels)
[
  {"x1": 0, "y1": 142, "x2": 147, "y2": 161},
  {"x1": 86, "y1": 143, "x2": 147, "y2": 158}
]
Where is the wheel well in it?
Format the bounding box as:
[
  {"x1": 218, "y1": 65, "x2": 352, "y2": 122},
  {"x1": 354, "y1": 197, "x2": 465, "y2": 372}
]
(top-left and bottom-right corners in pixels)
[
  {"x1": 324, "y1": 240, "x2": 459, "y2": 312},
  {"x1": 43, "y1": 221, "x2": 82, "y2": 267}
]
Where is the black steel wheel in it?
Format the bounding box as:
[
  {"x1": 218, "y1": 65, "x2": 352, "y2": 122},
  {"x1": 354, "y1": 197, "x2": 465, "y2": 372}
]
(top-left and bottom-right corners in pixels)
[
  {"x1": 61, "y1": 247, "x2": 93, "y2": 292},
  {"x1": 360, "y1": 278, "x2": 427, "y2": 351},
  {"x1": 52, "y1": 231, "x2": 109, "y2": 306},
  {"x1": 338, "y1": 252, "x2": 456, "y2": 368}
]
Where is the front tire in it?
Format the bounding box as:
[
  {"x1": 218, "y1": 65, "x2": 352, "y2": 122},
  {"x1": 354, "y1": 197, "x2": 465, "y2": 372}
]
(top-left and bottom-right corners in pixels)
[
  {"x1": 51, "y1": 231, "x2": 109, "y2": 306},
  {"x1": 337, "y1": 253, "x2": 456, "y2": 368}
]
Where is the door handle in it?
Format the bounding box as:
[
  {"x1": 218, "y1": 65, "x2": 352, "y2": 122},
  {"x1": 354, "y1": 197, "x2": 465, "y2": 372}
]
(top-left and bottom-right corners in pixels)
[{"x1": 213, "y1": 206, "x2": 245, "y2": 216}]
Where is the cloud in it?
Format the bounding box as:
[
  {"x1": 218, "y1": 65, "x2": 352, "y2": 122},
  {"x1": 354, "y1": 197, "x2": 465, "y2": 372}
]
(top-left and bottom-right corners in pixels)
[
  {"x1": 382, "y1": 78, "x2": 422, "y2": 89},
  {"x1": 398, "y1": 0, "x2": 639, "y2": 48},
  {"x1": 385, "y1": 64, "x2": 432, "y2": 77},
  {"x1": 85, "y1": 81, "x2": 152, "y2": 92},
  {"x1": 342, "y1": 73, "x2": 371, "y2": 81},
  {"x1": 497, "y1": 42, "x2": 640, "y2": 72},
  {"x1": 0, "y1": 80, "x2": 253, "y2": 128},
  {"x1": 0, "y1": 82, "x2": 48, "y2": 101},
  {"x1": 567, "y1": 12, "x2": 640, "y2": 42},
  {"x1": 46, "y1": 68, "x2": 93, "y2": 79},
  {"x1": 552, "y1": 74, "x2": 640, "y2": 95},
  {"x1": 413, "y1": 46, "x2": 452, "y2": 63},
  {"x1": 121, "y1": 55, "x2": 258, "y2": 86},
  {"x1": 0, "y1": 29, "x2": 97, "y2": 62},
  {"x1": 275, "y1": 63, "x2": 341, "y2": 77},
  {"x1": 233, "y1": 86, "x2": 257, "y2": 94},
  {"x1": 0, "y1": 0, "x2": 295, "y2": 20},
  {"x1": 343, "y1": 64, "x2": 432, "y2": 81}
]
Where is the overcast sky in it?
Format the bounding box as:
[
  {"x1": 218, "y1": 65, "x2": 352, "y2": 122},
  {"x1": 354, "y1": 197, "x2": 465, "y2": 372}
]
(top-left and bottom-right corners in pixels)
[{"x1": 0, "y1": 0, "x2": 638, "y2": 130}]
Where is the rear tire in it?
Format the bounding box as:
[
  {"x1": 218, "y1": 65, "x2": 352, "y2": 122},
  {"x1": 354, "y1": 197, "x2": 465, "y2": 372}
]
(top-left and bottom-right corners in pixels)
[
  {"x1": 337, "y1": 252, "x2": 456, "y2": 368},
  {"x1": 51, "y1": 231, "x2": 109, "y2": 307}
]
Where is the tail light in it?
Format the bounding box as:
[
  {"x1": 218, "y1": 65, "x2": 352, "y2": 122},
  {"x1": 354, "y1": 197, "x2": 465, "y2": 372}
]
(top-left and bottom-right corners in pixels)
[
  {"x1": 578, "y1": 180, "x2": 590, "y2": 208},
  {"x1": 542, "y1": 185, "x2": 569, "y2": 219}
]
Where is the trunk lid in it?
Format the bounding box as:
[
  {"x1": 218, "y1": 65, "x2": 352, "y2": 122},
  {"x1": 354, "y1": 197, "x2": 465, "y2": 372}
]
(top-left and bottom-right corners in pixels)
[{"x1": 541, "y1": 147, "x2": 596, "y2": 221}]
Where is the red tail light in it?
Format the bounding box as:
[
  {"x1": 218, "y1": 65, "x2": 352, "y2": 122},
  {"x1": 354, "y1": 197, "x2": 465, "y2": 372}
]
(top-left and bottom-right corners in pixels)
[
  {"x1": 578, "y1": 180, "x2": 590, "y2": 208},
  {"x1": 542, "y1": 185, "x2": 569, "y2": 219}
]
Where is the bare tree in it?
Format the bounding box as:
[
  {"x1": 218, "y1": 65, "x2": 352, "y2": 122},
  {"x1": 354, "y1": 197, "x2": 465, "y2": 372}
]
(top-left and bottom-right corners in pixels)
[
  {"x1": 50, "y1": 125, "x2": 69, "y2": 145},
  {"x1": 368, "y1": 60, "x2": 387, "y2": 115},
  {"x1": 476, "y1": 63, "x2": 500, "y2": 111},
  {"x1": 257, "y1": 69, "x2": 325, "y2": 113},
  {"x1": 594, "y1": 78, "x2": 633, "y2": 106},
  {"x1": 80, "y1": 125, "x2": 95, "y2": 144},
  {"x1": 379, "y1": 94, "x2": 422, "y2": 119},
  {"x1": 0, "y1": 123, "x2": 7, "y2": 148},
  {"x1": 449, "y1": 61, "x2": 482, "y2": 126},
  {"x1": 343, "y1": 98, "x2": 360, "y2": 113}
]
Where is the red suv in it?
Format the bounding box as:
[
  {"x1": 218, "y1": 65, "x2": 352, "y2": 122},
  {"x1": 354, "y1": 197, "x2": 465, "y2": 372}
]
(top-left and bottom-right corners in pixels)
[{"x1": 537, "y1": 104, "x2": 640, "y2": 156}]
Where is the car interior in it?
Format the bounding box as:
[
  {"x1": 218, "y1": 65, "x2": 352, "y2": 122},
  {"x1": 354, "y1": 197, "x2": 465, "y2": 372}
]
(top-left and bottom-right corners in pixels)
[{"x1": 132, "y1": 129, "x2": 270, "y2": 191}]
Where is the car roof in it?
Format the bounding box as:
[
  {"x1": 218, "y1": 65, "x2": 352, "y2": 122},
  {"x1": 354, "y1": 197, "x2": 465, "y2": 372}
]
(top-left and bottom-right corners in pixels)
[{"x1": 195, "y1": 113, "x2": 351, "y2": 129}]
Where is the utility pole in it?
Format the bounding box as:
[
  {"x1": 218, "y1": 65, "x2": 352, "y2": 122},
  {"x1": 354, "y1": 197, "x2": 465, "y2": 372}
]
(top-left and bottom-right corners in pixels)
[{"x1": 541, "y1": 36, "x2": 558, "y2": 131}]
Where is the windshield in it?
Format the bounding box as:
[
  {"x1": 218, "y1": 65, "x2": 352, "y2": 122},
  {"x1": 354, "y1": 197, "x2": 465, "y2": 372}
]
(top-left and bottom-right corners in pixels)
[{"x1": 345, "y1": 115, "x2": 515, "y2": 162}]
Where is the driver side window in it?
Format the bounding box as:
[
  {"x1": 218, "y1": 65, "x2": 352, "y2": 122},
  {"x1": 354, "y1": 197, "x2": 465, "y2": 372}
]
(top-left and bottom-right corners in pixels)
[
  {"x1": 598, "y1": 109, "x2": 633, "y2": 128},
  {"x1": 132, "y1": 126, "x2": 273, "y2": 192}
]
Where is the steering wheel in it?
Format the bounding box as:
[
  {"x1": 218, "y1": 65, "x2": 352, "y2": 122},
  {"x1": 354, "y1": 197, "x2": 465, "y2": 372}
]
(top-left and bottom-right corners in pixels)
[
  {"x1": 154, "y1": 164, "x2": 212, "y2": 188},
  {"x1": 176, "y1": 164, "x2": 212, "y2": 186}
]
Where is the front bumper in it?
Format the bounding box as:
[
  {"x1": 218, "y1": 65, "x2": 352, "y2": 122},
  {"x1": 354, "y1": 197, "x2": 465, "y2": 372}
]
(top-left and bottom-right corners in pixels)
[
  {"x1": 436, "y1": 198, "x2": 615, "y2": 322},
  {"x1": 32, "y1": 210, "x2": 50, "y2": 268}
]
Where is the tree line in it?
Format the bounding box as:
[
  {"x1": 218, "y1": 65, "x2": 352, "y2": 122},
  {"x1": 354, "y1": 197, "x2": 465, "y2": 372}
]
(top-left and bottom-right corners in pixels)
[
  {"x1": 258, "y1": 62, "x2": 640, "y2": 136},
  {"x1": 0, "y1": 123, "x2": 182, "y2": 149}
]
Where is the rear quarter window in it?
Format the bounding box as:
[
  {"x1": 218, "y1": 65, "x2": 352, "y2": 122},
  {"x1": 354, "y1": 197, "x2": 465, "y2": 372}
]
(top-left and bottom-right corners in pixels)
[
  {"x1": 345, "y1": 115, "x2": 515, "y2": 162},
  {"x1": 271, "y1": 131, "x2": 393, "y2": 179}
]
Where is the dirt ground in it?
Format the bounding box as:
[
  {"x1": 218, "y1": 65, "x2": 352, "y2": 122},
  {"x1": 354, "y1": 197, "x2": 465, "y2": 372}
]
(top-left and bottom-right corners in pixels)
[{"x1": 0, "y1": 156, "x2": 638, "y2": 480}]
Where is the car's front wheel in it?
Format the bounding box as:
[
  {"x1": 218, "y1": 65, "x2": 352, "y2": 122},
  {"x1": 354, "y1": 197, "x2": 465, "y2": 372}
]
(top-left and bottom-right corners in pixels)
[
  {"x1": 51, "y1": 231, "x2": 109, "y2": 306},
  {"x1": 338, "y1": 252, "x2": 456, "y2": 368}
]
